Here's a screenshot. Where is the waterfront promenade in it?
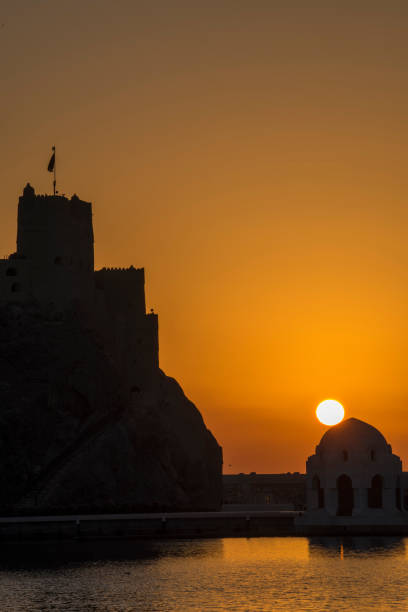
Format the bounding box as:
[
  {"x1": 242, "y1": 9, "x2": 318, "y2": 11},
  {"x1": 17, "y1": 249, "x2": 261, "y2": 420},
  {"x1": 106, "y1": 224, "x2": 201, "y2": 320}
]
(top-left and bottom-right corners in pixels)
[
  {"x1": 1, "y1": 510, "x2": 408, "y2": 540},
  {"x1": 0, "y1": 510, "x2": 296, "y2": 540}
]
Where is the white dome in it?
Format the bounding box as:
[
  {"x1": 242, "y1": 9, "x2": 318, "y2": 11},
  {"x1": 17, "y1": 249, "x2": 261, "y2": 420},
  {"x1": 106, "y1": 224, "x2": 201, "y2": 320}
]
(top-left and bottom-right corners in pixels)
[{"x1": 317, "y1": 418, "x2": 390, "y2": 456}]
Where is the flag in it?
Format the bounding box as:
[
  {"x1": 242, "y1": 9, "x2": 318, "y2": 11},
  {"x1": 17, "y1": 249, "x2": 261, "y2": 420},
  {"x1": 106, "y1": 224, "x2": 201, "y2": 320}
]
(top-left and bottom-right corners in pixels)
[{"x1": 47, "y1": 152, "x2": 55, "y2": 172}]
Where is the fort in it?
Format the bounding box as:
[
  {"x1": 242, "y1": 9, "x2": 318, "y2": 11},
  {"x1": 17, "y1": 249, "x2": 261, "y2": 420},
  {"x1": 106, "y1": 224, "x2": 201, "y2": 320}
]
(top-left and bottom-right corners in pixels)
[
  {"x1": 0, "y1": 183, "x2": 222, "y2": 514},
  {"x1": 0, "y1": 183, "x2": 158, "y2": 392}
]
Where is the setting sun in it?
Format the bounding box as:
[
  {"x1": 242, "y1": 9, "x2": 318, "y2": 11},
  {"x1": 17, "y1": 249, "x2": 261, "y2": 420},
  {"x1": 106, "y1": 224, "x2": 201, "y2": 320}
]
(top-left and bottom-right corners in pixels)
[{"x1": 316, "y1": 399, "x2": 344, "y2": 426}]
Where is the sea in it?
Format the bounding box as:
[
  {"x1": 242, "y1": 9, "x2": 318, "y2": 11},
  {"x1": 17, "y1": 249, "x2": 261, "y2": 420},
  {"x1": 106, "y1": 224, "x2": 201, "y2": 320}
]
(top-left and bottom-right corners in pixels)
[{"x1": 0, "y1": 536, "x2": 406, "y2": 611}]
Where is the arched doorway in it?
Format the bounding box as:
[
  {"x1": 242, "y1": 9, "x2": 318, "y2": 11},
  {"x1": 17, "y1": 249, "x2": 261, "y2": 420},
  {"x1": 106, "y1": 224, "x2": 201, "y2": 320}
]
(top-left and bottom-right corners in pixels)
[
  {"x1": 312, "y1": 475, "x2": 324, "y2": 509},
  {"x1": 368, "y1": 474, "x2": 383, "y2": 509},
  {"x1": 337, "y1": 474, "x2": 353, "y2": 516}
]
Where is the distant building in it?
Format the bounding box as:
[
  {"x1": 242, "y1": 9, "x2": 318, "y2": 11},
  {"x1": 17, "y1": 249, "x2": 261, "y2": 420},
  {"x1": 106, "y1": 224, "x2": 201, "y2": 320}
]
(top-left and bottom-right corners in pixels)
[
  {"x1": 223, "y1": 473, "x2": 306, "y2": 509},
  {"x1": 0, "y1": 183, "x2": 158, "y2": 392},
  {"x1": 298, "y1": 418, "x2": 408, "y2": 525}
]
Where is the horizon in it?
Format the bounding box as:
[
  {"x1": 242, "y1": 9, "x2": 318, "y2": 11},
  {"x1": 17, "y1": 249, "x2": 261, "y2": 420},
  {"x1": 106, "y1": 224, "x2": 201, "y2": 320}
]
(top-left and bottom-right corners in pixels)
[{"x1": 3, "y1": 1, "x2": 408, "y2": 474}]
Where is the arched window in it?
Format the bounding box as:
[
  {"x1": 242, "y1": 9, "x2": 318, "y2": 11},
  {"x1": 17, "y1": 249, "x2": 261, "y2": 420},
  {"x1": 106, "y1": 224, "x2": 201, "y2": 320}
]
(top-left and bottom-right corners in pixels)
[
  {"x1": 6, "y1": 267, "x2": 17, "y2": 276},
  {"x1": 368, "y1": 474, "x2": 383, "y2": 508},
  {"x1": 312, "y1": 475, "x2": 325, "y2": 508},
  {"x1": 337, "y1": 474, "x2": 353, "y2": 516},
  {"x1": 11, "y1": 283, "x2": 20, "y2": 293},
  {"x1": 342, "y1": 450, "x2": 348, "y2": 461}
]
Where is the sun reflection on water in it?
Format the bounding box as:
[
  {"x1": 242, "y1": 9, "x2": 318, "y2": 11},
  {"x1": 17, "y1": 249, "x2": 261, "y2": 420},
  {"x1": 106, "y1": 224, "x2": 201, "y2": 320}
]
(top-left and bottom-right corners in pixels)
[
  {"x1": 222, "y1": 536, "x2": 309, "y2": 562},
  {"x1": 0, "y1": 538, "x2": 408, "y2": 611}
]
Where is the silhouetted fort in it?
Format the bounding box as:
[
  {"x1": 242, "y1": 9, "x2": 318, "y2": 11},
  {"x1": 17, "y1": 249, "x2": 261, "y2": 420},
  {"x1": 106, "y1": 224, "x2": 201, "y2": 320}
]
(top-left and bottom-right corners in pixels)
[
  {"x1": 0, "y1": 183, "x2": 222, "y2": 514},
  {"x1": 0, "y1": 183, "x2": 158, "y2": 390}
]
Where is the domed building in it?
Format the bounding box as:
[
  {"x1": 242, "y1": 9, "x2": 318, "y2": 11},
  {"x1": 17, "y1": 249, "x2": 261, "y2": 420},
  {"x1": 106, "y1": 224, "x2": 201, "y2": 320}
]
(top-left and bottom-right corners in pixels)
[{"x1": 300, "y1": 418, "x2": 408, "y2": 525}]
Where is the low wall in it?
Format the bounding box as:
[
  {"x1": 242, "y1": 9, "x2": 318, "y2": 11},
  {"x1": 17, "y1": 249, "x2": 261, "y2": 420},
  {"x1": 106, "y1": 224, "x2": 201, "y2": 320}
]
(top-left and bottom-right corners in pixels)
[
  {"x1": 1, "y1": 512, "x2": 408, "y2": 541},
  {"x1": 0, "y1": 511, "x2": 296, "y2": 541}
]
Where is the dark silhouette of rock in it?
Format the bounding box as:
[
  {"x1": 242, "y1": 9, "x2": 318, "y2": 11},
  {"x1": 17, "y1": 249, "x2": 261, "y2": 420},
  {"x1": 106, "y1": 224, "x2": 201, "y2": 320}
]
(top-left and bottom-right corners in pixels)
[{"x1": 0, "y1": 185, "x2": 222, "y2": 514}]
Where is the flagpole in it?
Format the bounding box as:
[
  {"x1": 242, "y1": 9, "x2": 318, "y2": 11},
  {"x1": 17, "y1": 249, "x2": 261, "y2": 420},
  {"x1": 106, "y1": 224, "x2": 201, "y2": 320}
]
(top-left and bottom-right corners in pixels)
[{"x1": 53, "y1": 146, "x2": 56, "y2": 195}]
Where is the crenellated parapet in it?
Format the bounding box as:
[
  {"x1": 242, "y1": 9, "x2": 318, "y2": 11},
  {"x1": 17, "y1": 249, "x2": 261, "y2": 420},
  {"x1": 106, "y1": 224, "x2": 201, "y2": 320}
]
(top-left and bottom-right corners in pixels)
[{"x1": 97, "y1": 266, "x2": 144, "y2": 273}]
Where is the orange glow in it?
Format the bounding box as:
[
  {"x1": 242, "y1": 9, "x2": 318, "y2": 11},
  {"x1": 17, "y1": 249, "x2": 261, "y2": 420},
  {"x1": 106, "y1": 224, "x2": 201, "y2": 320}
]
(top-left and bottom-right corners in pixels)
[{"x1": 3, "y1": 3, "x2": 408, "y2": 474}]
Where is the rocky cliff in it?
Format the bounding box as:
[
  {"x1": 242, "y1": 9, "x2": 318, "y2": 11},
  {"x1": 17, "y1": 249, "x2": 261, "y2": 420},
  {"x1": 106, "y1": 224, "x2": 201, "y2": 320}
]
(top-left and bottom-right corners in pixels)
[{"x1": 0, "y1": 303, "x2": 222, "y2": 513}]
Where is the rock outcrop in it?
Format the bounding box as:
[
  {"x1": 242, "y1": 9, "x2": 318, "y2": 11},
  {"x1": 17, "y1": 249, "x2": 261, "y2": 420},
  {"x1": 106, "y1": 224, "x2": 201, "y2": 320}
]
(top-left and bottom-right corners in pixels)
[{"x1": 0, "y1": 303, "x2": 222, "y2": 513}]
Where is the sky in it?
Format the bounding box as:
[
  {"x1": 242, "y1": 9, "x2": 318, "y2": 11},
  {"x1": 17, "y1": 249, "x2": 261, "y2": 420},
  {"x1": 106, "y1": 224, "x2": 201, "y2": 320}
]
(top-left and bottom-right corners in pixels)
[{"x1": 2, "y1": 1, "x2": 408, "y2": 473}]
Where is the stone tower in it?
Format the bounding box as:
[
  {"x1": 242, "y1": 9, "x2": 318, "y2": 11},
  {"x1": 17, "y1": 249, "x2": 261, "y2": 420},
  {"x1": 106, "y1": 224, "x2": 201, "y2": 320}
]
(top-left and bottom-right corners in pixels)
[
  {"x1": 0, "y1": 182, "x2": 159, "y2": 390},
  {"x1": 0, "y1": 183, "x2": 94, "y2": 309}
]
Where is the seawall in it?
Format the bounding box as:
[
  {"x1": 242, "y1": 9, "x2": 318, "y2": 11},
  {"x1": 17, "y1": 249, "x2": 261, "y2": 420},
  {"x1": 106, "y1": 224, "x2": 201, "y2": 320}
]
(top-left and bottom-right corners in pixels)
[{"x1": 1, "y1": 511, "x2": 408, "y2": 541}]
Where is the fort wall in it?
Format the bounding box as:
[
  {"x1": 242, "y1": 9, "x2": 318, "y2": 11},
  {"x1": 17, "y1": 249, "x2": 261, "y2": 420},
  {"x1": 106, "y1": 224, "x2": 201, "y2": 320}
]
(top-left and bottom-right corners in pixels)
[
  {"x1": 94, "y1": 267, "x2": 159, "y2": 391},
  {"x1": 94, "y1": 267, "x2": 146, "y2": 318}
]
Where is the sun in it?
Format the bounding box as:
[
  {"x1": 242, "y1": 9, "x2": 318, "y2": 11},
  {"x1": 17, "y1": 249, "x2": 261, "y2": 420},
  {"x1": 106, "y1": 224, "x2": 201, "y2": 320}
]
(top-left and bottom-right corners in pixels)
[{"x1": 316, "y1": 399, "x2": 344, "y2": 426}]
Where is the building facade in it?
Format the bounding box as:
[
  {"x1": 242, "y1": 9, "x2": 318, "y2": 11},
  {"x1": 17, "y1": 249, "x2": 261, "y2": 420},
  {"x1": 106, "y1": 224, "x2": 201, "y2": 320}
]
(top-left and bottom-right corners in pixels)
[
  {"x1": 223, "y1": 473, "x2": 306, "y2": 509},
  {"x1": 299, "y1": 417, "x2": 408, "y2": 525}
]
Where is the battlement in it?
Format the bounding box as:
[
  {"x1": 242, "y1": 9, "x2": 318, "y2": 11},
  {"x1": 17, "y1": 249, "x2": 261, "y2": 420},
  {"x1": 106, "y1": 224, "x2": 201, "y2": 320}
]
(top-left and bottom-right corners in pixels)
[
  {"x1": 18, "y1": 184, "x2": 92, "y2": 219},
  {"x1": 19, "y1": 183, "x2": 90, "y2": 204},
  {"x1": 95, "y1": 266, "x2": 146, "y2": 318},
  {"x1": 97, "y1": 266, "x2": 144, "y2": 274}
]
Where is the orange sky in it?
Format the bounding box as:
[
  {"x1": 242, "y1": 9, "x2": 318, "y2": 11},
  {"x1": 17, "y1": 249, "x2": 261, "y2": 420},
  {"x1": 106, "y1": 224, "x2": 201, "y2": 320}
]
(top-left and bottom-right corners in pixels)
[{"x1": 2, "y1": 1, "x2": 408, "y2": 473}]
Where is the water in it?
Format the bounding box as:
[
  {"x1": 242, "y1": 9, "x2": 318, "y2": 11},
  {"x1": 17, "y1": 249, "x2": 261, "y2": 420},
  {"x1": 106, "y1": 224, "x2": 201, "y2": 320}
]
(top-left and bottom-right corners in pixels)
[{"x1": 0, "y1": 537, "x2": 407, "y2": 611}]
